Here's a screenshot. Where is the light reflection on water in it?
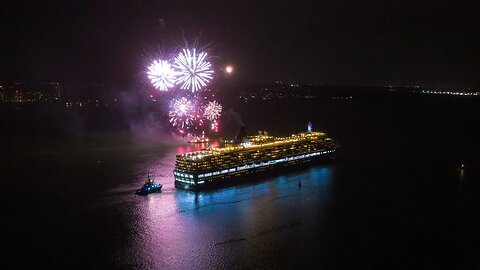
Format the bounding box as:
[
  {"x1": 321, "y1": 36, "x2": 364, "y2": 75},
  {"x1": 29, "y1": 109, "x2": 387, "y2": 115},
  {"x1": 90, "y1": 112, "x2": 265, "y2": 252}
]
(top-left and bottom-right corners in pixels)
[{"x1": 111, "y1": 143, "x2": 335, "y2": 269}]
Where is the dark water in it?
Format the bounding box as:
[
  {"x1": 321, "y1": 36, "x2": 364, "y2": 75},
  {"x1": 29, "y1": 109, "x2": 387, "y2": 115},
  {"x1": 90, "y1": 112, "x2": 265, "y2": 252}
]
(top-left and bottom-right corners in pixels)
[{"x1": 2, "y1": 95, "x2": 480, "y2": 269}]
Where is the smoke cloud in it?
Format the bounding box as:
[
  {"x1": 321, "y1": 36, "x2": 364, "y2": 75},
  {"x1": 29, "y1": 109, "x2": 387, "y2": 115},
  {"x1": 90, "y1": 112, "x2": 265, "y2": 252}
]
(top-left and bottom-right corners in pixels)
[{"x1": 225, "y1": 108, "x2": 244, "y2": 127}]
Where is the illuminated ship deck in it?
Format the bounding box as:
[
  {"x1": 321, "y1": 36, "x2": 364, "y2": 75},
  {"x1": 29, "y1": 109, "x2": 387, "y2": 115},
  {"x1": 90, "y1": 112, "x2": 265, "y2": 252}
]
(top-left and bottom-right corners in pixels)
[{"x1": 174, "y1": 130, "x2": 337, "y2": 190}]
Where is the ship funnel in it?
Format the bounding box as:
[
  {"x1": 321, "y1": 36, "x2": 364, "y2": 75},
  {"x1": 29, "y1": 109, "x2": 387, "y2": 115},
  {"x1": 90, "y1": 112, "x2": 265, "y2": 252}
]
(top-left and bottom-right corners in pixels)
[{"x1": 235, "y1": 126, "x2": 248, "y2": 143}]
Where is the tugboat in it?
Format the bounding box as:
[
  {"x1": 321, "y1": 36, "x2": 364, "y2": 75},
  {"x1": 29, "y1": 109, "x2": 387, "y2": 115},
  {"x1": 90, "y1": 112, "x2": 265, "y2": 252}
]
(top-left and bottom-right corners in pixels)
[{"x1": 135, "y1": 173, "x2": 162, "y2": 195}]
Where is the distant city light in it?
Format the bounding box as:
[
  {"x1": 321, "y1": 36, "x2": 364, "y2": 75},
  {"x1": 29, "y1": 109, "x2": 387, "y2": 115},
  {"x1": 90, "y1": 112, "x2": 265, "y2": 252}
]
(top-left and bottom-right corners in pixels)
[
  {"x1": 147, "y1": 60, "x2": 177, "y2": 91},
  {"x1": 173, "y1": 49, "x2": 213, "y2": 92},
  {"x1": 421, "y1": 90, "x2": 479, "y2": 96}
]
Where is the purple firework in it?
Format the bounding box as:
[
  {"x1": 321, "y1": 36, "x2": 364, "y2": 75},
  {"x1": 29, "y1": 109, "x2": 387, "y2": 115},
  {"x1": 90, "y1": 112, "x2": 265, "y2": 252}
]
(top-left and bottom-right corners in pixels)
[
  {"x1": 203, "y1": 100, "x2": 222, "y2": 121},
  {"x1": 169, "y1": 97, "x2": 195, "y2": 129}
]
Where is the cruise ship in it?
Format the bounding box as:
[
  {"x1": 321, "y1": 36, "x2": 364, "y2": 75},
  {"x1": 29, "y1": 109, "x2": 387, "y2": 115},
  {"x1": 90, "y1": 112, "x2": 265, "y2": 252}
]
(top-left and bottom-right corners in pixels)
[{"x1": 174, "y1": 124, "x2": 337, "y2": 190}]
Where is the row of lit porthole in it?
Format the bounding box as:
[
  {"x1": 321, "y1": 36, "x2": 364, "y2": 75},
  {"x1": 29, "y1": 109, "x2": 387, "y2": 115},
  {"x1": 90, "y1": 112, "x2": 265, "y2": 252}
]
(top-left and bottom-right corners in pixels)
[{"x1": 195, "y1": 149, "x2": 335, "y2": 180}]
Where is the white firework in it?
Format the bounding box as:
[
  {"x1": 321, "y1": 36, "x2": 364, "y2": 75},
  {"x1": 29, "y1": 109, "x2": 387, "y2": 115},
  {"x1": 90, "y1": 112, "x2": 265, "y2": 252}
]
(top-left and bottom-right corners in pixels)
[
  {"x1": 169, "y1": 97, "x2": 195, "y2": 129},
  {"x1": 203, "y1": 100, "x2": 222, "y2": 121},
  {"x1": 147, "y1": 60, "x2": 177, "y2": 91},
  {"x1": 173, "y1": 48, "x2": 213, "y2": 92}
]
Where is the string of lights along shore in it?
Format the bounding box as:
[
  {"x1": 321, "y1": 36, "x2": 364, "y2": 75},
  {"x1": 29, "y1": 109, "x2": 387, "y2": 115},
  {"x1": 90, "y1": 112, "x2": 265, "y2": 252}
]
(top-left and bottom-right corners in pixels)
[{"x1": 147, "y1": 47, "x2": 231, "y2": 139}]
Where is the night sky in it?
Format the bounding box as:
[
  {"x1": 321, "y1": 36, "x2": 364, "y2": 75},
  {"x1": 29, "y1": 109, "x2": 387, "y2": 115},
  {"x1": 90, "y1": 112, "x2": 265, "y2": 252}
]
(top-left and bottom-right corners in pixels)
[{"x1": 1, "y1": 0, "x2": 479, "y2": 87}]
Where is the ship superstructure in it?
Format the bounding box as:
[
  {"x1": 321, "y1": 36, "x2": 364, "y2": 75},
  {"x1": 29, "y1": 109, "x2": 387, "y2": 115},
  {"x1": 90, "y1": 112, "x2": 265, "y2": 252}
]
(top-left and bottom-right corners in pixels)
[{"x1": 174, "y1": 127, "x2": 337, "y2": 190}]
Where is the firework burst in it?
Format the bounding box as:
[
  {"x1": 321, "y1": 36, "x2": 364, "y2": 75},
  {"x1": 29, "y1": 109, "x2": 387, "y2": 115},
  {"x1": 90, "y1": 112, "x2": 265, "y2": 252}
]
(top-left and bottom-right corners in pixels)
[
  {"x1": 173, "y1": 48, "x2": 213, "y2": 92},
  {"x1": 147, "y1": 60, "x2": 177, "y2": 91},
  {"x1": 169, "y1": 97, "x2": 195, "y2": 129},
  {"x1": 203, "y1": 100, "x2": 222, "y2": 121}
]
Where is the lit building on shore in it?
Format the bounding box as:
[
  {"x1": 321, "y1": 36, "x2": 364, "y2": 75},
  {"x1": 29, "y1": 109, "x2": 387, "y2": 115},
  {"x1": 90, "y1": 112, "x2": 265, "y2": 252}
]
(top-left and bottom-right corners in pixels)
[{"x1": 0, "y1": 82, "x2": 62, "y2": 103}]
